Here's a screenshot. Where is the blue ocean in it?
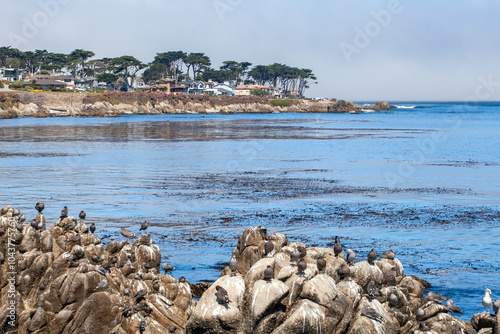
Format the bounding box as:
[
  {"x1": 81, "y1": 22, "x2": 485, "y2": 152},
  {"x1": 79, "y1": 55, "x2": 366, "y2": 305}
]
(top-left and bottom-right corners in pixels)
[{"x1": 0, "y1": 102, "x2": 498, "y2": 319}]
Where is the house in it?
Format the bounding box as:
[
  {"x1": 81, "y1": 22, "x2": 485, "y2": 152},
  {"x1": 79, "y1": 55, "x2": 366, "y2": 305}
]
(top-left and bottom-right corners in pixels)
[
  {"x1": 0, "y1": 67, "x2": 21, "y2": 82},
  {"x1": 213, "y1": 83, "x2": 235, "y2": 96},
  {"x1": 235, "y1": 85, "x2": 283, "y2": 97},
  {"x1": 178, "y1": 80, "x2": 205, "y2": 94},
  {"x1": 74, "y1": 78, "x2": 95, "y2": 91},
  {"x1": 170, "y1": 84, "x2": 188, "y2": 94},
  {"x1": 133, "y1": 78, "x2": 146, "y2": 89},
  {"x1": 32, "y1": 75, "x2": 75, "y2": 90}
]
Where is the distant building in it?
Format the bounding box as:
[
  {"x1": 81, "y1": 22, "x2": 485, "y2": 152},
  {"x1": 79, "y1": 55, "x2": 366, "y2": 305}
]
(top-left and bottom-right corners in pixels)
[
  {"x1": 32, "y1": 75, "x2": 75, "y2": 90},
  {"x1": 0, "y1": 67, "x2": 21, "y2": 82},
  {"x1": 213, "y1": 83, "x2": 235, "y2": 96},
  {"x1": 133, "y1": 78, "x2": 146, "y2": 89},
  {"x1": 179, "y1": 80, "x2": 205, "y2": 94}
]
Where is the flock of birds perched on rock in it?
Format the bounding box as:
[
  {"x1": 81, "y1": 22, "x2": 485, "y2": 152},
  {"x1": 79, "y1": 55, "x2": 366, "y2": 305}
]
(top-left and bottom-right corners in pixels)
[{"x1": 2, "y1": 204, "x2": 499, "y2": 333}]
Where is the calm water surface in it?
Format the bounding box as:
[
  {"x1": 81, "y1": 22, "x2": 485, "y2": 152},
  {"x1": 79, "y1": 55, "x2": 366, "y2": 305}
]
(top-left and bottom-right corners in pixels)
[{"x1": 0, "y1": 102, "x2": 499, "y2": 319}]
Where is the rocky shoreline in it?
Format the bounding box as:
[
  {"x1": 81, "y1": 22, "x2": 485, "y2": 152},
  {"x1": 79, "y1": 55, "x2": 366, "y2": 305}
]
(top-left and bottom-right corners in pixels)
[
  {"x1": 1, "y1": 204, "x2": 497, "y2": 334},
  {"x1": 0, "y1": 92, "x2": 394, "y2": 118}
]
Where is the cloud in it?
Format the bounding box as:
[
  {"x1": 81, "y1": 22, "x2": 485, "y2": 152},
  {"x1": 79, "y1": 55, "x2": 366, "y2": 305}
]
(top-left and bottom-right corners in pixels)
[{"x1": 1, "y1": 0, "x2": 500, "y2": 101}]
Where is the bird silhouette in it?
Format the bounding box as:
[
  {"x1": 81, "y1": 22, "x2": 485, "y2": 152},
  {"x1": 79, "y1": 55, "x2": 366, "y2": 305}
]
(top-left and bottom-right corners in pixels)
[
  {"x1": 120, "y1": 227, "x2": 136, "y2": 238},
  {"x1": 264, "y1": 240, "x2": 274, "y2": 256},
  {"x1": 367, "y1": 249, "x2": 377, "y2": 264},
  {"x1": 297, "y1": 258, "x2": 307, "y2": 274},
  {"x1": 263, "y1": 265, "x2": 274, "y2": 281},
  {"x1": 140, "y1": 220, "x2": 149, "y2": 231},
  {"x1": 380, "y1": 249, "x2": 396, "y2": 260},
  {"x1": 367, "y1": 280, "x2": 383, "y2": 299},
  {"x1": 334, "y1": 236, "x2": 342, "y2": 257},
  {"x1": 90, "y1": 223, "x2": 96, "y2": 233},
  {"x1": 361, "y1": 306, "x2": 383, "y2": 321},
  {"x1": 317, "y1": 256, "x2": 326, "y2": 272},
  {"x1": 35, "y1": 202, "x2": 44, "y2": 213},
  {"x1": 215, "y1": 285, "x2": 230, "y2": 305},
  {"x1": 346, "y1": 249, "x2": 356, "y2": 264}
]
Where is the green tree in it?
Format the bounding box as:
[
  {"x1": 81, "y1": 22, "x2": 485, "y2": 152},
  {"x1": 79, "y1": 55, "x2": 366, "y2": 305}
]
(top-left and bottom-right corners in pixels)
[
  {"x1": 5, "y1": 57, "x2": 21, "y2": 69},
  {"x1": 153, "y1": 51, "x2": 186, "y2": 81},
  {"x1": 69, "y1": 49, "x2": 95, "y2": 78},
  {"x1": 183, "y1": 52, "x2": 210, "y2": 79},
  {"x1": 0, "y1": 47, "x2": 21, "y2": 67},
  {"x1": 200, "y1": 68, "x2": 230, "y2": 83},
  {"x1": 142, "y1": 63, "x2": 168, "y2": 84},
  {"x1": 109, "y1": 56, "x2": 146, "y2": 89},
  {"x1": 248, "y1": 65, "x2": 272, "y2": 86},
  {"x1": 220, "y1": 60, "x2": 252, "y2": 84},
  {"x1": 42, "y1": 53, "x2": 68, "y2": 72}
]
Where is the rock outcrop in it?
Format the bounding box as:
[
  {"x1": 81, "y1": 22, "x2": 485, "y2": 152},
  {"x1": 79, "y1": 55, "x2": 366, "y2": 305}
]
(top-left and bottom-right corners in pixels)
[
  {"x1": 2, "y1": 204, "x2": 488, "y2": 334},
  {"x1": 0, "y1": 92, "x2": 394, "y2": 118},
  {"x1": 0, "y1": 204, "x2": 192, "y2": 334}
]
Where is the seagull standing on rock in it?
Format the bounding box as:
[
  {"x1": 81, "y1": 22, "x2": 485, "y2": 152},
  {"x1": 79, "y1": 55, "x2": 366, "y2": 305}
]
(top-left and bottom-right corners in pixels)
[
  {"x1": 229, "y1": 255, "x2": 238, "y2": 275},
  {"x1": 482, "y1": 289, "x2": 492, "y2": 313}
]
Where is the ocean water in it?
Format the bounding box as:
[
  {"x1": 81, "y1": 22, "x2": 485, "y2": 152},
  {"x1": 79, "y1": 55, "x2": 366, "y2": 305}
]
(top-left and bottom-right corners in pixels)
[{"x1": 0, "y1": 102, "x2": 499, "y2": 319}]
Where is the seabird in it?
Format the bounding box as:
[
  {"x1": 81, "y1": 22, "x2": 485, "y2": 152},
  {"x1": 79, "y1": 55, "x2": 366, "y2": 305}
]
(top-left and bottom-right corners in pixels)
[
  {"x1": 297, "y1": 258, "x2": 307, "y2": 274},
  {"x1": 361, "y1": 306, "x2": 383, "y2": 321},
  {"x1": 90, "y1": 223, "x2": 96, "y2": 233},
  {"x1": 79, "y1": 211, "x2": 86, "y2": 221},
  {"x1": 124, "y1": 288, "x2": 131, "y2": 296},
  {"x1": 63, "y1": 220, "x2": 76, "y2": 231},
  {"x1": 133, "y1": 303, "x2": 145, "y2": 312},
  {"x1": 380, "y1": 249, "x2": 396, "y2": 260},
  {"x1": 140, "y1": 220, "x2": 149, "y2": 231},
  {"x1": 30, "y1": 219, "x2": 39, "y2": 230},
  {"x1": 137, "y1": 233, "x2": 151, "y2": 245},
  {"x1": 92, "y1": 254, "x2": 104, "y2": 263},
  {"x1": 168, "y1": 326, "x2": 177, "y2": 333},
  {"x1": 416, "y1": 307, "x2": 425, "y2": 320},
  {"x1": 419, "y1": 322, "x2": 431, "y2": 331},
  {"x1": 153, "y1": 282, "x2": 160, "y2": 291},
  {"x1": 229, "y1": 255, "x2": 238, "y2": 275},
  {"x1": 179, "y1": 277, "x2": 186, "y2": 283},
  {"x1": 346, "y1": 249, "x2": 356, "y2": 264},
  {"x1": 317, "y1": 256, "x2": 326, "y2": 272},
  {"x1": 388, "y1": 293, "x2": 399, "y2": 307},
  {"x1": 162, "y1": 263, "x2": 175, "y2": 274},
  {"x1": 39, "y1": 281, "x2": 46, "y2": 291},
  {"x1": 215, "y1": 285, "x2": 230, "y2": 305},
  {"x1": 367, "y1": 249, "x2": 377, "y2": 264},
  {"x1": 367, "y1": 280, "x2": 383, "y2": 299},
  {"x1": 334, "y1": 236, "x2": 342, "y2": 257},
  {"x1": 426, "y1": 291, "x2": 446, "y2": 303},
  {"x1": 297, "y1": 246, "x2": 307, "y2": 259},
  {"x1": 95, "y1": 279, "x2": 108, "y2": 290},
  {"x1": 143, "y1": 262, "x2": 152, "y2": 271},
  {"x1": 60, "y1": 206, "x2": 68, "y2": 219},
  {"x1": 96, "y1": 265, "x2": 109, "y2": 276},
  {"x1": 446, "y1": 299, "x2": 463, "y2": 314},
  {"x1": 1, "y1": 205, "x2": 8, "y2": 215},
  {"x1": 135, "y1": 289, "x2": 147, "y2": 302},
  {"x1": 16, "y1": 222, "x2": 24, "y2": 233},
  {"x1": 120, "y1": 227, "x2": 136, "y2": 239},
  {"x1": 493, "y1": 298, "x2": 500, "y2": 315},
  {"x1": 290, "y1": 249, "x2": 300, "y2": 265},
  {"x1": 18, "y1": 214, "x2": 26, "y2": 224},
  {"x1": 482, "y1": 288, "x2": 492, "y2": 313},
  {"x1": 134, "y1": 273, "x2": 144, "y2": 280},
  {"x1": 264, "y1": 240, "x2": 274, "y2": 256},
  {"x1": 382, "y1": 267, "x2": 397, "y2": 286},
  {"x1": 263, "y1": 265, "x2": 274, "y2": 281},
  {"x1": 35, "y1": 202, "x2": 44, "y2": 213},
  {"x1": 67, "y1": 234, "x2": 81, "y2": 243},
  {"x1": 12, "y1": 208, "x2": 20, "y2": 217},
  {"x1": 337, "y1": 264, "x2": 350, "y2": 279}
]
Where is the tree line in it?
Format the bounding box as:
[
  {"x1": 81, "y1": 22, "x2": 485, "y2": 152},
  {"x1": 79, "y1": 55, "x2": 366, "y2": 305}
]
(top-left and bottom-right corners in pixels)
[{"x1": 0, "y1": 46, "x2": 317, "y2": 96}]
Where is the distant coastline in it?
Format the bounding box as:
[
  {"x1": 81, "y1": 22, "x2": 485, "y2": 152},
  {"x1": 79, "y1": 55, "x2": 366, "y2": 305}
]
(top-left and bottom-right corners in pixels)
[{"x1": 0, "y1": 91, "x2": 395, "y2": 119}]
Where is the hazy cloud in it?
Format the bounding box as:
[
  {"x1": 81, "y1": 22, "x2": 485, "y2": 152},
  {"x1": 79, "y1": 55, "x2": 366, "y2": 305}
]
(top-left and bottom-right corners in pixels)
[{"x1": 1, "y1": 0, "x2": 500, "y2": 101}]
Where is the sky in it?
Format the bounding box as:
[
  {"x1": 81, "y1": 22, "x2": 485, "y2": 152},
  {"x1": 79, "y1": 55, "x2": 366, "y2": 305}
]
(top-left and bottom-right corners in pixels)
[{"x1": 1, "y1": 0, "x2": 500, "y2": 101}]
